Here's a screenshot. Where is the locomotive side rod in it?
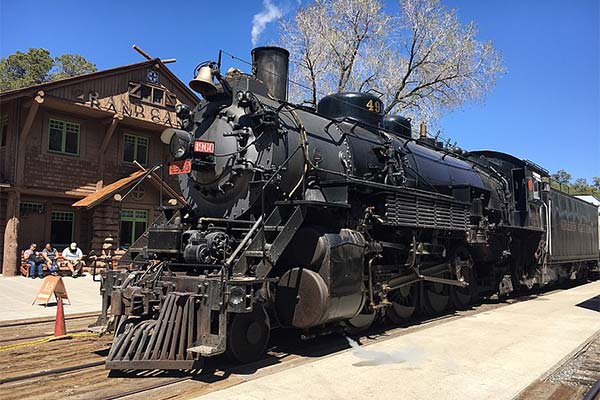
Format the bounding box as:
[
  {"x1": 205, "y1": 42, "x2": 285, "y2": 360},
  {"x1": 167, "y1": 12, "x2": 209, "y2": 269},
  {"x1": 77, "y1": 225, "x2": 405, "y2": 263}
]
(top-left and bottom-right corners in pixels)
[
  {"x1": 419, "y1": 273, "x2": 469, "y2": 288},
  {"x1": 383, "y1": 262, "x2": 469, "y2": 293}
]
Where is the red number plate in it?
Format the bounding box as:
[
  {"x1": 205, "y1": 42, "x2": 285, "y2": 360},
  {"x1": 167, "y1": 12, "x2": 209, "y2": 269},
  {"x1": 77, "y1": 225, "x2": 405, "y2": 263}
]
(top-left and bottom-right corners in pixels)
[
  {"x1": 194, "y1": 140, "x2": 215, "y2": 154},
  {"x1": 168, "y1": 159, "x2": 192, "y2": 175}
]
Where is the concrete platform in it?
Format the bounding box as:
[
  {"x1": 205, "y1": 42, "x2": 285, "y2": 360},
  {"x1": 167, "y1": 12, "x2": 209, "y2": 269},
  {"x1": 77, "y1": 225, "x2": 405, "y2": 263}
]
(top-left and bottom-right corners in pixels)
[
  {"x1": 0, "y1": 274, "x2": 101, "y2": 322},
  {"x1": 197, "y1": 281, "x2": 600, "y2": 400}
]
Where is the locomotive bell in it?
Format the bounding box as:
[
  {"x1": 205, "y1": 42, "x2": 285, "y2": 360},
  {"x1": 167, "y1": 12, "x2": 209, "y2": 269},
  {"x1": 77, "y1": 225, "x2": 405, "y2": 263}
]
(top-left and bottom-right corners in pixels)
[{"x1": 189, "y1": 65, "x2": 217, "y2": 97}]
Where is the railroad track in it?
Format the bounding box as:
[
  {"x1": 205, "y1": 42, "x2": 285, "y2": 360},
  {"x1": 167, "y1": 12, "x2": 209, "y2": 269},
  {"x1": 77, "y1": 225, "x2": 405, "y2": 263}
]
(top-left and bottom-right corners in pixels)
[
  {"x1": 0, "y1": 314, "x2": 100, "y2": 344},
  {"x1": 548, "y1": 332, "x2": 600, "y2": 389},
  {"x1": 0, "y1": 286, "x2": 578, "y2": 400},
  {"x1": 0, "y1": 361, "x2": 106, "y2": 385},
  {"x1": 516, "y1": 334, "x2": 600, "y2": 400},
  {"x1": 0, "y1": 328, "x2": 89, "y2": 344},
  {"x1": 0, "y1": 307, "x2": 473, "y2": 399},
  {"x1": 0, "y1": 311, "x2": 100, "y2": 328},
  {"x1": 514, "y1": 293, "x2": 600, "y2": 400}
]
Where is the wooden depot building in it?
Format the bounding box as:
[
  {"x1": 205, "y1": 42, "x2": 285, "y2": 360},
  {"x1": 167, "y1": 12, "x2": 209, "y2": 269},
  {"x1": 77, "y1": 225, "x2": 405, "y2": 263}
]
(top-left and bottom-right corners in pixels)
[{"x1": 0, "y1": 59, "x2": 198, "y2": 275}]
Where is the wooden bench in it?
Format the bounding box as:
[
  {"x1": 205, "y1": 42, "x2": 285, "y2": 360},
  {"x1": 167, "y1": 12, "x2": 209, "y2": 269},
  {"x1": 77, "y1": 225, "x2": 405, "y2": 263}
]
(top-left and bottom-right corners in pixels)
[
  {"x1": 21, "y1": 249, "x2": 128, "y2": 277},
  {"x1": 20, "y1": 251, "x2": 73, "y2": 277}
]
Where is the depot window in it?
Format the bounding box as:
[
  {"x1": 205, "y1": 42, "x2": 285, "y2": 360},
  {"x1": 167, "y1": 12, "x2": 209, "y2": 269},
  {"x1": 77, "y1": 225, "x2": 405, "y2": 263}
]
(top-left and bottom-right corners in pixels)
[
  {"x1": 123, "y1": 134, "x2": 148, "y2": 166},
  {"x1": 139, "y1": 84, "x2": 164, "y2": 106},
  {"x1": 48, "y1": 119, "x2": 80, "y2": 156},
  {"x1": 128, "y1": 82, "x2": 176, "y2": 108},
  {"x1": 120, "y1": 209, "x2": 148, "y2": 248},
  {"x1": 0, "y1": 113, "x2": 7, "y2": 147},
  {"x1": 51, "y1": 211, "x2": 74, "y2": 249},
  {"x1": 20, "y1": 202, "x2": 44, "y2": 214}
]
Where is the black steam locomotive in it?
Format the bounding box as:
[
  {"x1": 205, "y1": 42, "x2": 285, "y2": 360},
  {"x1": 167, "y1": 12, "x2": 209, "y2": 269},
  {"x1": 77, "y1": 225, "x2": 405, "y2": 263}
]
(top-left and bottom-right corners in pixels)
[{"x1": 98, "y1": 47, "x2": 599, "y2": 370}]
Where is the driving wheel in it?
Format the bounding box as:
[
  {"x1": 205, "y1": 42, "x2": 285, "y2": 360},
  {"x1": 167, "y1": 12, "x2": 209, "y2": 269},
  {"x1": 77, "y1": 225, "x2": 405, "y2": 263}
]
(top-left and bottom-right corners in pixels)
[
  {"x1": 422, "y1": 273, "x2": 451, "y2": 316},
  {"x1": 449, "y1": 246, "x2": 479, "y2": 310},
  {"x1": 385, "y1": 283, "x2": 419, "y2": 323}
]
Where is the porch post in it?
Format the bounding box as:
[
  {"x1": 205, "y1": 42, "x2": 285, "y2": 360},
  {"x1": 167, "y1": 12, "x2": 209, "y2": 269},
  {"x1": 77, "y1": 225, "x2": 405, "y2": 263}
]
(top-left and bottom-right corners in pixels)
[{"x1": 2, "y1": 190, "x2": 20, "y2": 276}]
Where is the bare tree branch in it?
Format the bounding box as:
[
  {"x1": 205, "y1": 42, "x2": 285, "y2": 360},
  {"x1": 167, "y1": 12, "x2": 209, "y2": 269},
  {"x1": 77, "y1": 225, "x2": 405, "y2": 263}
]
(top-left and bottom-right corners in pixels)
[{"x1": 279, "y1": 0, "x2": 505, "y2": 123}]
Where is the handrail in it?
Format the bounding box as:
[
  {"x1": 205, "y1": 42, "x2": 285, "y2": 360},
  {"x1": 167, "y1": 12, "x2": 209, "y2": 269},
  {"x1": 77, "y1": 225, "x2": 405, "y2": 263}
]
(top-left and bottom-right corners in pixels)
[
  {"x1": 547, "y1": 177, "x2": 571, "y2": 194},
  {"x1": 224, "y1": 215, "x2": 263, "y2": 269},
  {"x1": 260, "y1": 144, "x2": 305, "y2": 255}
]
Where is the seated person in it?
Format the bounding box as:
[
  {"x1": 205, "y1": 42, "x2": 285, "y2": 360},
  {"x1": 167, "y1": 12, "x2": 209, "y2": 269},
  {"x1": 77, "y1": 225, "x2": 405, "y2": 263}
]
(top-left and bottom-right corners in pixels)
[
  {"x1": 89, "y1": 240, "x2": 113, "y2": 270},
  {"x1": 101, "y1": 242, "x2": 113, "y2": 263},
  {"x1": 62, "y1": 242, "x2": 85, "y2": 277},
  {"x1": 101, "y1": 237, "x2": 116, "y2": 260},
  {"x1": 42, "y1": 242, "x2": 59, "y2": 275},
  {"x1": 24, "y1": 243, "x2": 45, "y2": 278}
]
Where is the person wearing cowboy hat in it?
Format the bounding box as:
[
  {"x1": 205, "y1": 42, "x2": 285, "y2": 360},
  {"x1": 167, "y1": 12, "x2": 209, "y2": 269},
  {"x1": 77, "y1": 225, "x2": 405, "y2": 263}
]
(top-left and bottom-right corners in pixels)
[
  {"x1": 62, "y1": 242, "x2": 85, "y2": 277},
  {"x1": 99, "y1": 238, "x2": 114, "y2": 269},
  {"x1": 101, "y1": 237, "x2": 114, "y2": 259},
  {"x1": 89, "y1": 237, "x2": 116, "y2": 271}
]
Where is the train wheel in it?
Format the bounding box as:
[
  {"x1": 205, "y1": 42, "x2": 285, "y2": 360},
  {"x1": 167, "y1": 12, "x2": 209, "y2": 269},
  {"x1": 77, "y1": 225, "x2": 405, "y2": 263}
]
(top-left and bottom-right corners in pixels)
[
  {"x1": 226, "y1": 305, "x2": 271, "y2": 364},
  {"x1": 385, "y1": 284, "x2": 419, "y2": 324},
  {"x1": 422, "y1": 275, "x2": 451, "y2": 316},
  {"x1": 449, "y1": 247, "x2": 479, "y2": 310},
  {"x1": 344, "y1": 309, "x2": 377, "y2": 334}
]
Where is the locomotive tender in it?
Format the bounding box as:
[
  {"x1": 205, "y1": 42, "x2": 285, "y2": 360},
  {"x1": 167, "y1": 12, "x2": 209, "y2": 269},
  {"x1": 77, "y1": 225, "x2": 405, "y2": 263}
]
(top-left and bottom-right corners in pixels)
[{"x1": 100, "y1": 47, "x2": 599, "y2": 370}]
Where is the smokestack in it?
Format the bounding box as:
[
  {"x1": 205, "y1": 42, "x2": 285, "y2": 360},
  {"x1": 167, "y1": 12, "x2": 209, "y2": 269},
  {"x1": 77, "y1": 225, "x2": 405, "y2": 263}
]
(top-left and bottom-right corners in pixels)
[{"x1": 251, "y1": 46, "x2": 289, "y2": 101}]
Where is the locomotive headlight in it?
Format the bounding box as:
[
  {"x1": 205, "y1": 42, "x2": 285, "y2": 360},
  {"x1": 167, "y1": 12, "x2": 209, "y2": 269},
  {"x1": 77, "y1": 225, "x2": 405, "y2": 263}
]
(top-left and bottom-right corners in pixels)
[
  {"x1": 161, "y1": 129, "x2": 192, "y2": 159},
  {"x1": 170, "y1": 135, "x2": 190, "y2": 159},
  {"x1": 229, "y1": 286, "x2": 246, "y2": 306},
  {"x1": 236, "y1": 90, "x2": 245, "y2": 102}
]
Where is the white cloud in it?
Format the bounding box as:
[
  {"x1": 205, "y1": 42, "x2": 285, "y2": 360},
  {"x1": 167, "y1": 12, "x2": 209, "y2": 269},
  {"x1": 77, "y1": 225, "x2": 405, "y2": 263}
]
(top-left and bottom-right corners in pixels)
[{"x1": 251, "y1": 0, "x2": 283, "y2": 47}]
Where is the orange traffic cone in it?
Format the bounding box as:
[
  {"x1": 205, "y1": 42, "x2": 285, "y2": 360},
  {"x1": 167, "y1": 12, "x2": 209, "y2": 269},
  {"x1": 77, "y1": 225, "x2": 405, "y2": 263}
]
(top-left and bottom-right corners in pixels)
[{"x1": 54, "y1": 297, "x2": 66, "y2": 337}]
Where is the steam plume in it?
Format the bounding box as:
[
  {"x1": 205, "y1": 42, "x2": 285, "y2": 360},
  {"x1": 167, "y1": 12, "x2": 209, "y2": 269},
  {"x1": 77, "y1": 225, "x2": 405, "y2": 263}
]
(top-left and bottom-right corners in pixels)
[{"x1": 251, "y1": 0, "x2": 283, "y2": 46}]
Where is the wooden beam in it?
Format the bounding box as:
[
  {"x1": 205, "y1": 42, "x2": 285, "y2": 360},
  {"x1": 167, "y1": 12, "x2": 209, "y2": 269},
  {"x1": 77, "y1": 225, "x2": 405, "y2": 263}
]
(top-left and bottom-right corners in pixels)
[
  {"x1": 132, "y1": 44, "x2": 153, "y2": 60},
  {"x1": 19, "y1": 91, "x2": 44, "y2": 149},
  {"x1": 19, "y1": 186, "x2": 85, "y2": 199},
  {"x1": 100, "y1": 113, "x2": 122, "y2": 154},
  {"x1": 15, "y1": 91, "x2": 44, "y2": 185},
  {"x1": 98, "y1": 113, "x2": 123, "y2": 187},
  {"x1": 132, "y1": 161, "x2": 188, "y2": 207},
  {"x1": 149, "y1": 171, "x2": 188, "y2": 207}
]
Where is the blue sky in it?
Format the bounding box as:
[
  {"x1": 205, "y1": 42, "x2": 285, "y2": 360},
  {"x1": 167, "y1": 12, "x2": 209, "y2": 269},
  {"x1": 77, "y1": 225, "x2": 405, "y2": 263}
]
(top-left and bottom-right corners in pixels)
[{"x1": 1, "y1": 0, "x2": 598, "y2": 181}]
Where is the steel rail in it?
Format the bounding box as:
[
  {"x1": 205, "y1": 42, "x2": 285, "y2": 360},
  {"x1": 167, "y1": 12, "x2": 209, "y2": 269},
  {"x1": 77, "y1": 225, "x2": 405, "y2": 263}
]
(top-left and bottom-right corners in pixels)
[
  {"x1": 0, "y1": 312, "x2": 100, "y2": 328},
  {"x1": 584, "y1": 379, "x2": 600, "y2": 400},
  {"x1": 0, "y1": 328, "x2": 87, "y2": 344},
  {"x1": 0, "y1": 361, "x2": 105, "y2": 385}
]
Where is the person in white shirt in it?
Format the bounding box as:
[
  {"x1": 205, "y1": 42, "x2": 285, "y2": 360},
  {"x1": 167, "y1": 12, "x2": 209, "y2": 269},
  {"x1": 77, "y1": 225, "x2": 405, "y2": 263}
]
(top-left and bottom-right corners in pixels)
[{"x1": 62, "y1": 242, "x2": 85, "y2": 277}]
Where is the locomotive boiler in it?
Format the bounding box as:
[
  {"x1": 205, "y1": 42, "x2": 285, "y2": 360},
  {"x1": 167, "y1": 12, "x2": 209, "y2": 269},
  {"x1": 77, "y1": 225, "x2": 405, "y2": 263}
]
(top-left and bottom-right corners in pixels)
[{"x1": 98, "y1": 47, "x2": 599, "y2": 370}]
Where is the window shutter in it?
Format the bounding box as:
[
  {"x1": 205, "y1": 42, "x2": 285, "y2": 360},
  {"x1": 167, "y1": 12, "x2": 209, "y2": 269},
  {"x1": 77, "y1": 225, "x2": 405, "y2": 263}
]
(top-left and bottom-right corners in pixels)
[{"x1": 128, "y1": 82, "x2": 142, "y2": 99}]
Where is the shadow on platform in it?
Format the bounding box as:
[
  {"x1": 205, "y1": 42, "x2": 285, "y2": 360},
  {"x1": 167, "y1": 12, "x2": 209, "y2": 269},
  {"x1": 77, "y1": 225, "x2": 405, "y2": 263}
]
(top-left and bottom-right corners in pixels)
[{"x1": 576, "y1": 295, "x2": 600, "y2": 312}]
